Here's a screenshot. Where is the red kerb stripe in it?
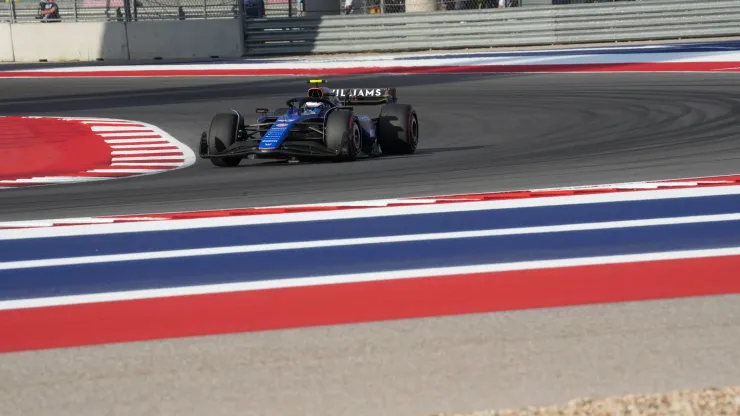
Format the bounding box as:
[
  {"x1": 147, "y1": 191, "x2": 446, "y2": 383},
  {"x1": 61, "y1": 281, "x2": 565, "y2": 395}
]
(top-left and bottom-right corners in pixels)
[{"x1": 1, "y1": 254, "x2": 739, "y2": 353}]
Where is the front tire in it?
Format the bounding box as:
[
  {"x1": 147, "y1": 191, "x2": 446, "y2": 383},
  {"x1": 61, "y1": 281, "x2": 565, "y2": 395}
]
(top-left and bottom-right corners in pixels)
[
  {"x1": 325, "y1": 110, "x2": 361, "y2": 162},
  {"x1": 207, "y1": 113, "x2": 242, "y2": 167},
  {"x1": 377, "y1": 104, "x2": 419, "y2": 155}
]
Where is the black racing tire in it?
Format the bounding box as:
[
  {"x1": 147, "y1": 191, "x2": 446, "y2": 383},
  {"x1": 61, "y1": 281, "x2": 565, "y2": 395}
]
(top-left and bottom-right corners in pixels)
[
  {"x1": 207, "y1": 112, "x2": 242, "y2": 167},
  {"x1": 325, "y1": 110, "x2": 361, "y2": 162},
  {"x1": 377, "y1": 104, "x2": 419, "y2": 155}
]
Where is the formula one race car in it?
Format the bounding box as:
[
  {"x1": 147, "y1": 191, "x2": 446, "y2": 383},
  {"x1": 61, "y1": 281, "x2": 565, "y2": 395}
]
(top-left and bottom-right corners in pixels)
[{"x1": 198, "y1": 80, "x2": 419, "y2": 166}]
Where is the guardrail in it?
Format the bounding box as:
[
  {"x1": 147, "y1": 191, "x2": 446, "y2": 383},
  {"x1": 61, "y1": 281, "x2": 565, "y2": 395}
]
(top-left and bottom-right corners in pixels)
[
  {"x1": 244, "y1": 0, "x2": 740, "y2": 55},
  {"x1": 0, "y1": 0, "x2": 237, "y2": 22}
]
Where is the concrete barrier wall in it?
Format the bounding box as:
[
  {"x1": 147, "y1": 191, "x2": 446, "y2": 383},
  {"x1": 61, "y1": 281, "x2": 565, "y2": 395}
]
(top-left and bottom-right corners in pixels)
[
  {"x1": 0, "y1": 24, "x2": 15, "y2": 62},
  {"x1": 246, "y1": 0, "x2": 740, "y2": 55},
  {"x1": 3, "y1": 19, "x2": 242, "y2": 63},
  {"x1": 10, "y1": 22, "x2": 129, "y2": 63},
  {"x1": 125, "y1": 19, "x2": 243, "y2": 60}
]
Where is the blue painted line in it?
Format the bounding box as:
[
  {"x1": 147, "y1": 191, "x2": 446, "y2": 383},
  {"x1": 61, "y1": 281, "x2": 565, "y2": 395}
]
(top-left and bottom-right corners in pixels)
[
  {"x1": 2, "y1": 193, "x2": 740, "y2": 262},
  {"x1": 2, "y1": 219, "x2": 740, "y2": 301},
  {"x1": 175, "y1": 40, "x2": 740, "y2": 66},
  {"x1": 389, "y1": 41, "x2": 740, "y2": 61}
]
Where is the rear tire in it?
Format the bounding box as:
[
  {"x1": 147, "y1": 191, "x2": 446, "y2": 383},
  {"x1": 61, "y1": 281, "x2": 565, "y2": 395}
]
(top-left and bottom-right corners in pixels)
[
  {"x1": 377, "y1": 104, "x2": 418, "y2": 155},
  {"x1": 208, "y1": 113, "x2": 242, "y2": 167},
  {"x1": 325, "y1": 110, "x2": 361, "y2": 162}
]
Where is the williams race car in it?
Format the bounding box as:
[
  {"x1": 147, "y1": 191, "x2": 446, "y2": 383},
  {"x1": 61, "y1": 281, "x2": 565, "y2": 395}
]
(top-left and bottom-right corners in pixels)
[{"x1": 198, "y1": 80, "x2": 419, "y2": 167}]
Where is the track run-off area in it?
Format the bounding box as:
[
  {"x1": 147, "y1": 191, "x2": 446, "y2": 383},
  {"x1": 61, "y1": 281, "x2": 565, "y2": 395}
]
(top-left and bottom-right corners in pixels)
[{"x1": 1, "y1": 40, "x2": 739, "y2": 416}]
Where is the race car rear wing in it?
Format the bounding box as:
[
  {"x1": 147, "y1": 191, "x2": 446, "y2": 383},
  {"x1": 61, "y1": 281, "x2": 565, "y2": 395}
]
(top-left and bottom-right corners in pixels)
[
  {"x1": 328, "y1": 88, "x2": 397, "y2": 105},
  {"x1": 307, "y1": 80, "x2": 396, "y2": 105}
]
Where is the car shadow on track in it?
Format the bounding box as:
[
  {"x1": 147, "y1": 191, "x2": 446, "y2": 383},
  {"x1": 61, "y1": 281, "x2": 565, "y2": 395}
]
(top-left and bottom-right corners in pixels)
[
  {"x1": 391, "y1": 145, "x2": 486, "y2": 157},
  {"x1": 211, "y1": 145, "x2": 487, "y2": 168}
]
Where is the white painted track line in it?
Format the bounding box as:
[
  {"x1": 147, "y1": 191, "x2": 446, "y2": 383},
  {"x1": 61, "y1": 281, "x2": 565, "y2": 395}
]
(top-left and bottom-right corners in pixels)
[
  {"x1": 2, "y1": 246, "x2": 740, "y2": 310},
  {"x1": 3, "y1": 213, "x2": 739, "y2": 271}
]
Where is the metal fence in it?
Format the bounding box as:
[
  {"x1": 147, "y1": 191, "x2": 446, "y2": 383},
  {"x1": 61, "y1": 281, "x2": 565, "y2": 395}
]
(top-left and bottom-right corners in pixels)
[
  {"x1": 243, "y1": 0, "x2": 740, "y2": 55},
  {"x1": 257, "y1": 0, "x2": 638, "y2": 18},
  {"x1": 3, "y1": 0, "x2": 739, "y2": 59},
  {"x1": 0, "y1": 0, "x2": 238, "y2": 22},
  {"x1": 0, "y1": 0, "x2": 671, "y2": 23}
]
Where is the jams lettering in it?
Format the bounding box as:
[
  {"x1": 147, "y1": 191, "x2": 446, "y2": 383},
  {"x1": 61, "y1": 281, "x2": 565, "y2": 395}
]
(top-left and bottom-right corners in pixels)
[{"x1": 331, "y1": 89, "x2": 384, "y2": 97}]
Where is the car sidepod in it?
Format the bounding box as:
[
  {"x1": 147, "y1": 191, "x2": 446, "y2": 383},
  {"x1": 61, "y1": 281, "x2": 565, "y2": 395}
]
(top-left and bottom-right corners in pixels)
[{"x1": 257, "y1": 112, "x2": 302, "y2": 151}]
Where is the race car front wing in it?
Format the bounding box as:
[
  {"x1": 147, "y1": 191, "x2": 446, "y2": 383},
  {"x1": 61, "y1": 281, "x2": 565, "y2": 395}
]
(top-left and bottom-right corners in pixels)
[{"x1": 198, "y1": 132, "x2": 340, "y2": 160}]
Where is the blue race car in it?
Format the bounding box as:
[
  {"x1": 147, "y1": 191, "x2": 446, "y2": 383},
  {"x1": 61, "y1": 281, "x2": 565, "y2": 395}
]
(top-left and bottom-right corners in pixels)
[{"x1": 198, "y1": 80, "x2": 419, "y2": 167}]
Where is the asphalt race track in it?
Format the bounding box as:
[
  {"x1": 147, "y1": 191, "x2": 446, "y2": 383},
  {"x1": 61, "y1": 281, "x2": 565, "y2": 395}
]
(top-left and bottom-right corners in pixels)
[
  {"x1": 1, "y1": 73, "x2": 740, "y2": 416},
  {"x1": 4, "y1": 73, "x2": 740, "y2": 218}
]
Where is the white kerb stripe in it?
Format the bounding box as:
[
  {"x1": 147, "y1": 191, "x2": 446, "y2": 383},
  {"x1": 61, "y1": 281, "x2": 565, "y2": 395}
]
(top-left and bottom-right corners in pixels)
[
  {"x1": 2, "y1": 246, "x2": 740, "y2": 311},
  {"x1": 111, "y1": 162, "x2": 183, "y2": 167},
  {"x1": 91, "y1": 126, "x2": 156, "y2": 132},
  {"x1": 99, "y1": 132, "x2": 159, "y2": 137},
  {"x1": 1, "y1": 213, "x2": 739, "y2": 271},
  {"x1": 0, "y1": 218, "x2": 125, "y2": 228},
  {"x1": 0, "y1": 176, "x2": 109, "y2": 184},
  {"x1": 111, "y1": 149, "x2": 180, "y2": 155},
  {"x1": 111, "y1": 144, "x2": 181, "y2": 149},
  {"x1": 4, "y1": 185, "x2": 740, "y2": 241},
  {"x1": 0, "y1": 217, "x2": 166, "y2": 228},
  {"x1": 111, "y1": 156, "x2": 186, "y2": 161},
  {"x1": 87, "y1": 168, "x2": 164, "y2": 173},
  {"x1": 0, "y1": 221, "x2": 66, "y2": 228},
  {"x1": 104, "y1": 138, "x2": 169, "y2": 144},
  {"x1": 61, "y1": 117, "x2": 129, "y2": 122},
  {"x1": 81, "y1": 121, "x2": 143, "y2": 125}
]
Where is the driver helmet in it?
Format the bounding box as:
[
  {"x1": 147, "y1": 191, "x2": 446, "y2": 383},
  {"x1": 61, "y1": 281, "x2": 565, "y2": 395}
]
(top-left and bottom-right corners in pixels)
[{"x1": 302, "y1": 101, "x2": 325, "y2": 115}]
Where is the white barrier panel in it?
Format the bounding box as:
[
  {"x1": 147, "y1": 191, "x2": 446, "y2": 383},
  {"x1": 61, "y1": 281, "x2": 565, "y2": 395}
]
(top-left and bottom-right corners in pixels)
[
  {"x1": 126, "y1": 20, "x2": 244, "y2": 60},
  {"x1": 0, "y1": 24, "x2": 14, "y2": 62},
  {"x1": 10, "y1": 22, "x2": 129, "y2": 63}
]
